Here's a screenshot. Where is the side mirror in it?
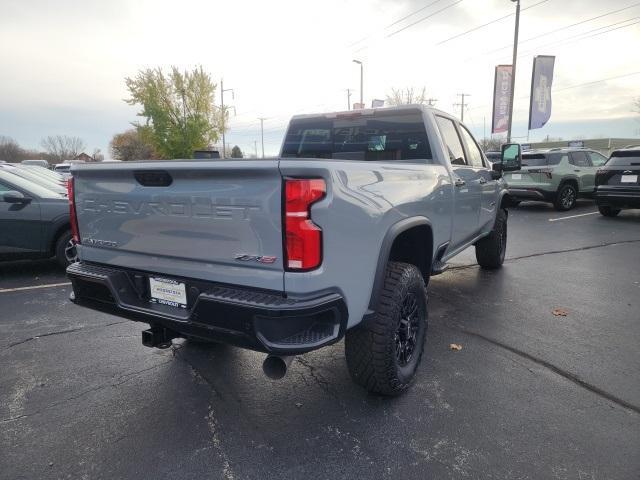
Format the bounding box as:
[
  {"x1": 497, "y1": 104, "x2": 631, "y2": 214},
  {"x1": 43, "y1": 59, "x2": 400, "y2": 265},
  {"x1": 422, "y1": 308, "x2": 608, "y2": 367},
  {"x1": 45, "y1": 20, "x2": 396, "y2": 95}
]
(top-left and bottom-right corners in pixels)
[
  {"x1": 500, "y1": 143, "x2": 522, "y2": 172},
  {"x1": 2, "y1": 191, "x2": 31, "y2": 204}
]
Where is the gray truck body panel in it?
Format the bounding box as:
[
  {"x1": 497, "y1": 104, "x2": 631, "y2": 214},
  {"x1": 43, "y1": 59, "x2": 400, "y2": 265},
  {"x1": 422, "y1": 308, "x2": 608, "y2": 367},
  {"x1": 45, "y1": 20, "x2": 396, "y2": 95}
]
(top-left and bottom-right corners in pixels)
[{"x1": 70, "y1": 105, "x2": 506, "y2": 339}]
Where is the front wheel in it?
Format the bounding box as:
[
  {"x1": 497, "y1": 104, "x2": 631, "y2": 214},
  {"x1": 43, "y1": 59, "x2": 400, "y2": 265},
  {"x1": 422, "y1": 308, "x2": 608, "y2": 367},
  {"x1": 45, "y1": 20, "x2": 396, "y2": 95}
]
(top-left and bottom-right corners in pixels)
[
  {"x1": 475, "y1": 208, "x2": 507, "y2": 269},
  {"x1": 345, "y1": 262, "x2": 428, "y2": 396},
  {"x1": 598, "y1": 206, "x2": 621, "y2": 217}
]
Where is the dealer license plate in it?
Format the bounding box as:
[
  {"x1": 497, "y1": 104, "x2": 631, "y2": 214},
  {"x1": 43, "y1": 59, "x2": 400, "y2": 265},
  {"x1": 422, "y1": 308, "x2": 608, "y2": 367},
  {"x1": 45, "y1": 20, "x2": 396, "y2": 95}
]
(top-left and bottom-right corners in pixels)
[
  {"x1": 621, "y1": 175, "x2": 637, "y2": 183},
  {"x1": 149, "y1": 277, "x2": 187, "y2": 309}
]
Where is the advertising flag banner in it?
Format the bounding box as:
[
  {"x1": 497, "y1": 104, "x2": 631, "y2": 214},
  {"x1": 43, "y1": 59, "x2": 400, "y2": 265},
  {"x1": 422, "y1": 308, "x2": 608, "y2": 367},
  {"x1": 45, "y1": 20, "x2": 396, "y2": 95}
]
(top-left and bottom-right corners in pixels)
[
  {"x1": 528, "y1": 55, "x2": 555, "y2": 130},
  {"x1": 492, "y1": 65, "x2": 513, "y2": 134}
]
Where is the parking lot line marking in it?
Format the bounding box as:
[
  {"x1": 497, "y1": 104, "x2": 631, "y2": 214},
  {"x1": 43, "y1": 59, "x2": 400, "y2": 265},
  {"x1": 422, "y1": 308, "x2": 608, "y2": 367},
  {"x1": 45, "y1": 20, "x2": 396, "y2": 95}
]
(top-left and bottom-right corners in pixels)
[
  {"x1": 0, "y1": 282, "x2": 71, "y2": 293},
  {"x1": 548, "y1": 211, "x2": 599, "y2": 222}
]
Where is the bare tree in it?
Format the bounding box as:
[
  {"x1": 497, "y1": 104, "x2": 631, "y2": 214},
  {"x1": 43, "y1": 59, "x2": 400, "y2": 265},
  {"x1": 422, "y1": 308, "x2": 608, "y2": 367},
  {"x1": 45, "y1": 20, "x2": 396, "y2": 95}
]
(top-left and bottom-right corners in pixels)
[
  {"x1": 92, "y1": 148, "x2": 105, "y2": 162},
  {"x1": 478, "y1": 137, "x2": 503, "y2": 152},
  {"x1": 40, "y1": 135, "x2": 86, "y2": 163},
  {"x1": 0, "y1": 136, "x2": 24, "y2": 162},
  {"x1": 386, "y1": 87, "x2": 428, "y2": 106}
]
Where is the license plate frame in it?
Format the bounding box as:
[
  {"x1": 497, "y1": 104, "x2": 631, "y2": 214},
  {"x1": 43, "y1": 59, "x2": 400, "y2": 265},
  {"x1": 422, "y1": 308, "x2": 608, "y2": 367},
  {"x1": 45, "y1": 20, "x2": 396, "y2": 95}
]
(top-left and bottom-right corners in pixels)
[
  {"x1": 620, "y1": 174, "x2": 637, "y2": 183},
  {"x1": 149, "y1": 276, "x2": 187, "y2": 309}
]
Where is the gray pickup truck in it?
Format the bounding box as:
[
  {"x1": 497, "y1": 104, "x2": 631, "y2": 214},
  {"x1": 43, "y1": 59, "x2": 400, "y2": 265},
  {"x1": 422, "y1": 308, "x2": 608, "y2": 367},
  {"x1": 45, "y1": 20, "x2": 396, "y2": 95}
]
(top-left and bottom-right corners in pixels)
[{"x1": 67, "y1": 105, "x2": 521, "y2": 395}]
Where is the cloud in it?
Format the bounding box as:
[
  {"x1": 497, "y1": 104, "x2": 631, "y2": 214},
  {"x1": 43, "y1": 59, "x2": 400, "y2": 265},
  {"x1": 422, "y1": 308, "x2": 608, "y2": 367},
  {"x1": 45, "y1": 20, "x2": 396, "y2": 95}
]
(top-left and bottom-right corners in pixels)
[{"x1": 0, "y1": 0, "x2": 638, "y2": 156}]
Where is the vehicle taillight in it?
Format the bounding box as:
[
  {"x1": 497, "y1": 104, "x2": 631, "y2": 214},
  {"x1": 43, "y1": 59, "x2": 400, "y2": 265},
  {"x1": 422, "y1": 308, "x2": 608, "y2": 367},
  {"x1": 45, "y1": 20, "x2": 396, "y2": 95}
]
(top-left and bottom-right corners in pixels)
[
  {"x1": 284, "y1": 178, "x2": 326, "y2": 271},
  {"x1": 67, "y1": 177, "x2": 80, "y2": 243}
]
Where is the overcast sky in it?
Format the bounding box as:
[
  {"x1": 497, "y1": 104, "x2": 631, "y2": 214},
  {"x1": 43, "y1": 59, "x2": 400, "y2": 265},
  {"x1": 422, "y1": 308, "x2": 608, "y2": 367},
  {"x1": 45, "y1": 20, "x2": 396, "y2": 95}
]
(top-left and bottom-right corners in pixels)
[{"x1": 1, "y1": 0, "x2": 639, "y2": 158}]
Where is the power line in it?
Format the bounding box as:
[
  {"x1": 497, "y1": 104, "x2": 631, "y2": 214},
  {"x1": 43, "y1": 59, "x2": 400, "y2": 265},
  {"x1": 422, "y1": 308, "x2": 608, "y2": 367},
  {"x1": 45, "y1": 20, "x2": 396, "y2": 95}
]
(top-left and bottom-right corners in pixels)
[
  {"x1": 553, "y1": 71, "x2": 640, "y2": 93},
  {"x1": 386, "y1": 0, "x2": 465, "y2": 39},
  {"x1": 468, "y1": 70, "x2": 640, "y2": 112},
  {"x1": 483, "y1": 2, "x2": 640, "y2": 55},
  {"x1": 454, "y1": 93, "x2": 471, "y2": 121},
  {"x1": 435, "y1": 0, "x2": 551, "y2": 46},
  {"x1": 516, "y1": 16, "x2": 640, "y2": 59},
  {"x1": 348, "y1": 0, "x2": 447, "y2": 47}
]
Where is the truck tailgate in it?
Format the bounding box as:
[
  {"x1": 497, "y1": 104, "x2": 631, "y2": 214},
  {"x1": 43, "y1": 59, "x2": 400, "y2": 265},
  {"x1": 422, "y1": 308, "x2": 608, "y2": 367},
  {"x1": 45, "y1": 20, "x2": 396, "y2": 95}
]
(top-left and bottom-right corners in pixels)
[{"x1": 73, "y1": 160, "x2": 284, "y2": 291}]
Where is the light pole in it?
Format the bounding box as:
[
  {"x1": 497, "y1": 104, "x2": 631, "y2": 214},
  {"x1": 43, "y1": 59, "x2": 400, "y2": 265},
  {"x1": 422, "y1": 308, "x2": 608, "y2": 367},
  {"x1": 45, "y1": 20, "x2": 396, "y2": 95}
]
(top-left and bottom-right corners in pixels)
[
  {"x1": 220, "y1": 79, "x2": 234, "y2": 158},
  {"x1": 507, "y1": 0, "x2": 520, "y2": 143},
  {"x1": 352, "y1": 59, "x2": 363, "y2": 107},
  {"x1": 258, "y1": 117, "x2": 266, "y2": 158}
]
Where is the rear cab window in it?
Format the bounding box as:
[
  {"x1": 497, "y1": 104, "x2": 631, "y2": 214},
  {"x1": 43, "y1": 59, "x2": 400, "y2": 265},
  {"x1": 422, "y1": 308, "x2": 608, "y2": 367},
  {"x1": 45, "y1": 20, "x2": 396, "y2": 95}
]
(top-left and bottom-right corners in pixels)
[{"x1": 282, "y1": 110, "x2": 433, "y2": 163}]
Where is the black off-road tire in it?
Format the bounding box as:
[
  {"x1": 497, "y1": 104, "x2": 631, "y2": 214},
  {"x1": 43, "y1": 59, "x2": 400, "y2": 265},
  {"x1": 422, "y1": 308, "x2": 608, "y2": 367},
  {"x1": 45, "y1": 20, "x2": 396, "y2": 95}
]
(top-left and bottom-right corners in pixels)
[
  {"x1": 345, "y1": 262, "x2": 428, "y2": 396},
  {"x1": 598, "y1": 206, "x2": 621, "y2": 217},
  {"x1": 554, "y1": 183, "x2": 577, "y2": 211},
  {"x1": 54, "y1": 230, "x2": 77, "y2": 268},
  {"x1": 475, "y1": 208, "x2": 507, "y2": 269}
]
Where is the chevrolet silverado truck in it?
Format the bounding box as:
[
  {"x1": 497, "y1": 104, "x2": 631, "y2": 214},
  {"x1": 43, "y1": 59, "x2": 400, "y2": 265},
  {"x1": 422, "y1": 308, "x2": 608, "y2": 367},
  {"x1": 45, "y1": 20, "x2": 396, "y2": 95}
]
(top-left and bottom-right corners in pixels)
[{"x1": 66, "y1": 105, "x2": 521, "y2": 395}]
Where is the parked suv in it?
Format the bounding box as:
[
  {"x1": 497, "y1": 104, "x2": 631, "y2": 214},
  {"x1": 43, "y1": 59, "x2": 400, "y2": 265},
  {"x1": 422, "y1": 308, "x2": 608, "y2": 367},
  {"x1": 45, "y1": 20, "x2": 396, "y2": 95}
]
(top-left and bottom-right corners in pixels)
[
  {"x1": 504, "y1": 148, "x2": 608, "y2": 210},
  {"x1": 595, "y1": 147, "x2": 640, "y2": 216}
]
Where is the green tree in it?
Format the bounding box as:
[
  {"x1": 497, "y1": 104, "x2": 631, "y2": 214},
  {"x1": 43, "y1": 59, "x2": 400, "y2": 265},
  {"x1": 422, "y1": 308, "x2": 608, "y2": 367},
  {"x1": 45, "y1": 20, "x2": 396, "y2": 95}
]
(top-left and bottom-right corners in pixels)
[
  {"x1": 230, "y1": 145, "x2": 243, "y2": 158},
  {"x1": 125, "y1": 66, "x2": 222, "y2": 159}
]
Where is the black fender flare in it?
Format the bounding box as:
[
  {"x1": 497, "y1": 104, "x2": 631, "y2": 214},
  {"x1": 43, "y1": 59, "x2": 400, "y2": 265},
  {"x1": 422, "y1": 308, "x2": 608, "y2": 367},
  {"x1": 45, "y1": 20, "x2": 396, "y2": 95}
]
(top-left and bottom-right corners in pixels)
[{"x1": 366, "y1": 216, "x2": 433, "y2": 312}]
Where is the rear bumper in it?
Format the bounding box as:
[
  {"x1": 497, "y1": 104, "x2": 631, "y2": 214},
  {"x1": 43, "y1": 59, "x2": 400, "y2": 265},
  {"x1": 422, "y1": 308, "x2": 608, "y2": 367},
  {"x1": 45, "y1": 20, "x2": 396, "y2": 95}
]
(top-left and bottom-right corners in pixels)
[
  {"x1": 595, "y1": 188, "x2": 640, "y2": 209},
  {"x1": 67, "y1": 262, "x2": 348, "y2": 355},
  {"x1": 507, "y1": 188, "x2": 554, "y2": 202}
]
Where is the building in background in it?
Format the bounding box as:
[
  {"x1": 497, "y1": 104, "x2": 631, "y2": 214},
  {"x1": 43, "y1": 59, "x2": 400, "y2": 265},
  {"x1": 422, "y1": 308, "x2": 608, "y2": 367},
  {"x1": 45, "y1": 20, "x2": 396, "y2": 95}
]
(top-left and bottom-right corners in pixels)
[{"x1": 524, "y1": 138, "x2": 639, "y2": 157}]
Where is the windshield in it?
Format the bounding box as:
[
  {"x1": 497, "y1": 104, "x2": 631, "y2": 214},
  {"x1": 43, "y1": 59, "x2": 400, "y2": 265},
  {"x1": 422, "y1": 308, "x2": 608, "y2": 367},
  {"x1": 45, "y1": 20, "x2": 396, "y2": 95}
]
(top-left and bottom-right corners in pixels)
[{"x1": 282, "y1": 111, "x2": 433, "y2": 162}]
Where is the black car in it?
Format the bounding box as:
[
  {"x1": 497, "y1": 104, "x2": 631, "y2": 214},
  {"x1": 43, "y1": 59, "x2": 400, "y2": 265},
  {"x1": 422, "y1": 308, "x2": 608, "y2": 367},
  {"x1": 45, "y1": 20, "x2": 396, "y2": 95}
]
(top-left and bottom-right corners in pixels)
[{"x1": 595, "y1": 147, "x2": 640, "y2": 216}]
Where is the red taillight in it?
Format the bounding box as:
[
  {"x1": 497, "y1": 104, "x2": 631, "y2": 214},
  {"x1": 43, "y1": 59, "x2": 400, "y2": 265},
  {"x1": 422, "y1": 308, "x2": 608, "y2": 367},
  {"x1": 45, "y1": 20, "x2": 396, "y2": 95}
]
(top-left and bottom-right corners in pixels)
[
  {"x1": 284, "y1": 178, "x2": 326, "y2": 271},
  {"x1": 67, "y1": 177, "x2": 80, "y2": 243}
]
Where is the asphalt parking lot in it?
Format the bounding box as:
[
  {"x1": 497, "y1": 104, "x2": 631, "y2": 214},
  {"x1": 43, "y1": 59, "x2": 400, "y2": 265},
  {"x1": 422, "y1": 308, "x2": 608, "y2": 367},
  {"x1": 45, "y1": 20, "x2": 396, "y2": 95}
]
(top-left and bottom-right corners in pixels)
[{"x1": 1, "y1": 201, "x2": 639, "y2": 480}]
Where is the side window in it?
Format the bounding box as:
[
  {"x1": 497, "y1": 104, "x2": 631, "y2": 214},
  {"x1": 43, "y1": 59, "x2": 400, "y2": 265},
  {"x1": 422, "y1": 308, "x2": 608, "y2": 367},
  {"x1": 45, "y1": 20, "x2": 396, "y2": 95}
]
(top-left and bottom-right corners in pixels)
[
  {"x1": 435, "y1": 116, "x2": 467, "y2": 166},
  {"x1": 570, "y1": 152, "x2": 590, "y2": 167},
  {"x1": 588, "y1": 152, "x2": 607, "y2": 167},
  {"x1": 459, "y1": 125, "x2": 485, "y2": 168}
]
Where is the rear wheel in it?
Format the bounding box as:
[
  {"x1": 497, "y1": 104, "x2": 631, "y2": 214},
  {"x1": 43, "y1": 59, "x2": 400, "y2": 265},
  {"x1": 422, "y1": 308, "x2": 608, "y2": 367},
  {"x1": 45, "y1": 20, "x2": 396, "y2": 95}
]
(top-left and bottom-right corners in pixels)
[
  {"x1": 598, "y1": 206, "x2": 621, "y2": 217},
  {"x1": 345, "y1": 262, "x2": 428, "y2": 396},
  {"x1": 554, "y1": 183, "x2": 577, "y2": 211},
  {"x1": 475, "y1": 209, "x2": 507, "y2": 269},
  {"x1": 55, "y1": 230, "x2": 77, "y2": 268}
]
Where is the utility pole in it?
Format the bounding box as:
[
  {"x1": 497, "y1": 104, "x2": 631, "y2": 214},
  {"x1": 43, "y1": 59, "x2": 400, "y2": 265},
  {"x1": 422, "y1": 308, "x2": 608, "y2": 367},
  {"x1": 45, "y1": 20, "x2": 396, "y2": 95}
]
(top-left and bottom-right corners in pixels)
[
  {"x1": 427, "y1": 98, "x2": 438, "y2": 107},
  {"x1": 258, "y1": 117, "x2": 266, "y2": 158},
  {"x1": 220, "y1": 79, "x2": 234, "y2": 158},
  {"x1": 507, "y1": 0, "x2": 520, "y2": 143},
  {"x1": 254, "y1": 140, "x2": 258, "y2": 158},
  {"x1": 346, "y1": 89, "x2": 352, "y2": 110},
  {"x1": 454, "y1": 93, "x2": 470, "y2": 122},
  {"x1": 352, "y1": 59, "x2": 363, "y2": 107}
]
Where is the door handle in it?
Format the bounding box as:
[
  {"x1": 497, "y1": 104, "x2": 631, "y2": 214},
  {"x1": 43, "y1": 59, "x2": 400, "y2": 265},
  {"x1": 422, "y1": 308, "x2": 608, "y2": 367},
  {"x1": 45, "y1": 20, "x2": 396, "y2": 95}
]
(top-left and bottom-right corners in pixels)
[
  {"x1": 479, "y1": 177, "x2": 487, "y2": 184},
  {"x1": 454, "y1": 178, "x2": 466, "y2": 187}
]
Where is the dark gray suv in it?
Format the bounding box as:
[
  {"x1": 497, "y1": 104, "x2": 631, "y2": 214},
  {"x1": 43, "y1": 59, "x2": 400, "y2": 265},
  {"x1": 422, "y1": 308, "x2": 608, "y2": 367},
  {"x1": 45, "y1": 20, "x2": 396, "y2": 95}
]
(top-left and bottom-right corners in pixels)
[{"x1": 0, "y1": 170, "x2": 76, "y2": 266}]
